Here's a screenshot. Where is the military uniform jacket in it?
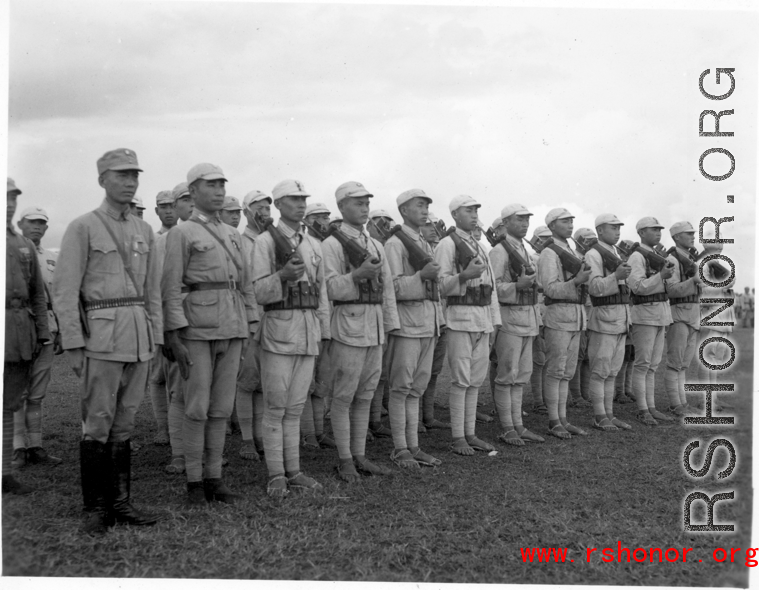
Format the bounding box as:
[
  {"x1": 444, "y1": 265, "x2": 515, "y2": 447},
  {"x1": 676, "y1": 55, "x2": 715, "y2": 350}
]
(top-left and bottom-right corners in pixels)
[
  {"x1": 586, "y1": 242, "x2": 630, "y2": 335},
  {"x1": 252, "y1": 221, "x2": 330, "y2": 356},
  {"x1": 322, "y1": 223, "x2": 399, "y2": 347},
  {"x1": 384, "y1": 224, "x2": 442, "y2": 339},
  {"x1": 241, "y1": 225, "x2": 263, "y2": 334},
  {"x1": 489, "y1": 234, "x2": 539, "y2": 337},
  {"x1": 537, "y1": 237, "x2": 586, "y2": 332},
  {"x1": 626, "y1": 245, "x2": 673, "y2": 327},
  {"x1": 6, "y1": 226, "x2": 51, "y2": 362},
  {"x1": 433, "y1": 228, "x2": 500, "y2": 334},
  {"x1": 162, "y1": 210, "x2": 256, "y2": 341},
  {"x1": 53, "y1": 200, "x2": 162, "y2": 363},
  {"x1": 666, "y1": 246, "x2": 701, "y2": 330}
]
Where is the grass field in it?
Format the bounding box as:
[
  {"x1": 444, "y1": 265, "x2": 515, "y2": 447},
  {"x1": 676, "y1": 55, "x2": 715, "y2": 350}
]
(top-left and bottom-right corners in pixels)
[{"x1": 2, "y1": 327, "x2": 754, "y2": 585}]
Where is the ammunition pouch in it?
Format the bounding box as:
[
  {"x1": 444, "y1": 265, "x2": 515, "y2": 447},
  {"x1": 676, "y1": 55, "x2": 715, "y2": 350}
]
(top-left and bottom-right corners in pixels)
[
  {"x1": 544, "y1": 284, "x2": 586, "y2": 306},
  {"x1": 590, "y1": 284, "x2": 631, "y2": 307},
  {"x1": 669, "y1": 293, "x2": 700, "y2": 305},
  {"x1": 447, "y1": 284, "x2": 493, "y2": 307},
  {"x1": 630, "y1": 292, "x2": 669, "y2": 305},
  {"x1": 6, "y1": 297, "x2": 30, "y2": 309},
  {"x1": 334, "y1": 278, "x2": 384, "y2": 306},
  {"x1": 264, "y1": 281, "x2": 320, "y2": 312},
  {"x1": 500, "y1": 284, "x2": 539, "y2": 306}
]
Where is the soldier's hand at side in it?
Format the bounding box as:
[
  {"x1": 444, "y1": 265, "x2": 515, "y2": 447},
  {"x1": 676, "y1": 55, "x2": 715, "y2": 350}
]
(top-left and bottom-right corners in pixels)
[
  {"x1": 166, "y1": 330, "x2": 193, "y2": 380},
  {"x1": 515, "y1": 269, "x2": 535, "y2": 291},
  {"x1": 614, "y1": 263, "x2": 632, "y2": 280},
  {"x1": 419, "y1": 261, "x2": 440, "y2": 282},
  {"x1": 53, "y1": 332, "x2": 64, "y2": 355},
  {"x1": 280, "y1": 257, "x2": 306, "y2": 282},
  {"x1": 459, "y1": 257, "x2": 485, "y2": 282},
  {"x1": 660, "y1": 264, "x2": 675, "y2": 280},
  {"x1": 66, "y1": 348, "x2": 85, "y2": 378},
  {"x1": 573, "y1": 264, "x2": 592, "y2": 285},
  {"x1": 352, "y1": 258, "x2": 382, "y2": 282}
]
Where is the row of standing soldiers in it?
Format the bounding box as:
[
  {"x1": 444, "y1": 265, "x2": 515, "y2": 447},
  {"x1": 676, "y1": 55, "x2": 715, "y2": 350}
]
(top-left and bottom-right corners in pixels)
[{"x1": 4, "y1": 149, "x2": 735, "y2": 536}]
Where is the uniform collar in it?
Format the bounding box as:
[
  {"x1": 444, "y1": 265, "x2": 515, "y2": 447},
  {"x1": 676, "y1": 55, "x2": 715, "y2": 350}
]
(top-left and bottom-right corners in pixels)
[
  {"x1": 552, "y1": 236, "x2": 570, "y2": 249},
  {"x1": 277, "y1": 221, "x2": 303, "y2": 238},
  {"x1": 158, "y1": 225, "x2": 173, "y2": 234},
  {"x1": 638, "y1": 243, "x2": 654, "y2": 252},
  {"x1": 504, "y1": 233, "x2": 524, "y2": 247},
  {"x1": 191, "y1": 210, "x2": 220, "y2": 225},
  {"x1": 243, "y1": 225, "x2": 260, "y2": 240},
  {"x1": 401, "y1": 224, "x2": 423, "y2": 241},
  {"x1": 99, "y1": 199, "x2": 131, "y2": 221},
  {"x1": 597, "y1": 240, "x2": 616, "y2": 252},
  {"x1": 454, "y1": 227, "x2": 475, "y2": 242},
  {"x1": 340, "y1": 222, "x2": 369, "y2": 241}
]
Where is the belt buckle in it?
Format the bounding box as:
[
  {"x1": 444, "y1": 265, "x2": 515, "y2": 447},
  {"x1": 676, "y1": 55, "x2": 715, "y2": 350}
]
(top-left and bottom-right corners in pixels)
[
  {"x1": 228, "y1": 279, "x2": 237, "y2": 291},
  {"x1": 9, "y1": 298, "x2": 23, "y2": 309}
]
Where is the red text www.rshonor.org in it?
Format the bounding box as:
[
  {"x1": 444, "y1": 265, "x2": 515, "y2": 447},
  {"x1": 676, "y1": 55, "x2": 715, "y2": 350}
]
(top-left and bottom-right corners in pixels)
[{"x1": 519, "y1": 544, "x2": 759, "y2": 566}]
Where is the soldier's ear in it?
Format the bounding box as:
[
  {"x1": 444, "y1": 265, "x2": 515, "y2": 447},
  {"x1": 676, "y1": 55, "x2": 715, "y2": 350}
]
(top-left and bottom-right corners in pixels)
[
  {"x1": 273, "y1": 200, "x2": 282, "y2": 211},
  {"x1": 98, "y1": 173, "x2": 107, "y2": 189}
]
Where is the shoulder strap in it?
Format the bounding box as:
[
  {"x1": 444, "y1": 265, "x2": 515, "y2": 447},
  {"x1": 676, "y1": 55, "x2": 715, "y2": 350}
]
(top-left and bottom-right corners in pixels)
[
  {"x1": 189, "y1": 218, "x2": 243, "y2": 275},
  {"x1": 92, "y1": 210, "x2": 142, "y2": 294}
]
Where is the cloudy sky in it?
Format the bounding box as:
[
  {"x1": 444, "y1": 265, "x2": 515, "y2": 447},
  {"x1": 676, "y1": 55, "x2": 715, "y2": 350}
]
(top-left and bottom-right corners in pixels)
[{"x1": 5, "y1": 0, "x2": 757, "y2": 287}]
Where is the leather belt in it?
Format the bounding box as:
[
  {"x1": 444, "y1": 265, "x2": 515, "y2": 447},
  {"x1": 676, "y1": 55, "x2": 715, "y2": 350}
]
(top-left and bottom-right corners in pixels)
[{"x1": 181, "y1": 280, "x2": 240, "y2": 294}]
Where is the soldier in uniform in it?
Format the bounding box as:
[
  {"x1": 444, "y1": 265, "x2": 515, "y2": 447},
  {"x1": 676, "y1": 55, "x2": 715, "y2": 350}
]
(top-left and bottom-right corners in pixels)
[
  {"x1": 567, "y1": 228, "x2": 595, "y2": 409},
  {"x1": 434, "y1": 195, "x2": 500, "y2": 456},
  {"x1": 384, "y1": 188, "x2": 443, "y2": 468},
  {"x1": 235, "y1": 189, "x2": 270, "y2": 460},
  {"x1": 250, "y1": 180, "x2": 331, "y2": 496},
  {"x1": 4, "y1": 179, "x2": 51, "y2": 495},
  {"x1": 219, "y1": 196, "x2": 243, "y2": 229},
  {"x1": 537, "y1": 208, "x2": 591, "y2": 439},
  {"x1": 147, "y1": 190, "x2": 176, "y2": 447},
  {"x1": 626, "y1": 217, "x2": 675, "y2": 426},
  {"x1": 162, "y1": 163, "x2": 257, "y2": 505},
  {"x1": 585, "y1": 214, "x2": 633, "y2": 431},
  {"x1": 322, "y1": 181, "x2": 399, "y2": 480},
  {"x1": 525, "y1": 225, "x2": 551, "y2": 415},
  {"x1": 163, "y1": 182, "x2": 196, "y2": 475},
  {"x1": 489, "y1": 204, "x2": 544, "y2": 445},
  {"x1": 12, "y1": 206, "x2": 63, "y2": 468},
  {"x1": 664, "y1": 221, "x2": 703, "y2": 415},
  {"x1": 418, "y1": 213, "x2": 449, "y2": 431},
  {"x1": 53, "y1": 150, "x2": 161, "y2": 532},
  {"x1": 300, "y1": 201, "x2": 336, "y2": 449}
]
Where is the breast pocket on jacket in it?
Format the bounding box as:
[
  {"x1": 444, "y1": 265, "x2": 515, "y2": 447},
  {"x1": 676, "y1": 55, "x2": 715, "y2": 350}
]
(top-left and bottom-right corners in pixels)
[{"x1": 90, "y1": 238, "x2": 121, "y2": 274}]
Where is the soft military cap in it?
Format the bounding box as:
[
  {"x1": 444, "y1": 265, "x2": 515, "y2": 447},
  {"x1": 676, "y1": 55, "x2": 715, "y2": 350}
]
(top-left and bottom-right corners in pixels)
[
  {"x1": 273, "y1": 179, "x2": 310, "y2": 202},
  {"x1": 7, "y1": 178, "x2": 21, "y2": 195},
  {"x1": 336, "y1": 181, "x2": 373, "y2": 203},
  {"x1": 595, "y1": 213, "x2": 624, "y2": 227},
  {"x1": 369, "y1": 209, "x2": 393, "y2": 220},
  {"x1": 172, "y1": 182, "x2": 190, "y2": 201},
  {"x1": 19, "y1": 206, "x2": 48, "y2": 221},
  {"x1": 243, "y1": 190, "x2": 272, "y2": 208},
  {"x1": 670, "y1": 221, "x2": 695, "y2": 236},
  {"x1": 500, "y1": 203, "x2": 532, "y2": 219},
  {"x1": 397, "y1": 188, "x2": 432, "y2": 207},
  {"x1": 222, "y1": 196, "x2": 242, "y2": 211},
  {"x1": 476, "y1": 220, "x2": 486, "y2": 230},
  {"x1": 635, "y1": 216, "x2": 665, "y2": 231},
  {"x1": 305, "y1": 202, "x2": 330, "y2": 216},
  {"x1": 187, "y1": 163, "x2": 227, "y2": 185},
  {"x1": 545, "y1": 208, "x2": 574, "y2": 226},
  {"x1": 490, "y1": 216, "x2": 504, "y2": 231},
  {"x1": 155, "y1": 190, "x2": 173, "y2": 205},
  {"x1": 573, "y1": 227, "x2": 596, "y2": 241},
  {"x1": 426, "y1": 212, "x2": 440, "y2": 224},
  {"x1": 449, "y1": 194, "x2": 480, "y2": 212},
  {"x1": 96, "y1": 148, "x2": 142, "y2": 175},
  {"x1": 533, "y1": 225, "x2": 552, "y2": 239},
  {"x1": 131, "y1": 196, "x2": 145, "y2": 209}
]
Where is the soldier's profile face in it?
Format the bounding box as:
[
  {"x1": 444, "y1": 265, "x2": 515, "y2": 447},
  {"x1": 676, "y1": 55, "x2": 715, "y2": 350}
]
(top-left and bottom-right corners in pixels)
[
  {"x1": 504, "y1": 213, "x2": 530, "y2": 240},
  {"x1": 276, "y1": 195, "x2": 307, "y2": 224},
  {"x1": 452, "y1": 205, "x2": 479, "y2": 232},
  {"x1": 673, "y1": 231, "x2": 695, "y2": 249},
  {"x1": 597, "y1": 223, "x2": 620, "y2": 245},
  {"x1": 6, "y1": 191, "x2": 18, "y2": 222},
  {"x1": 340, "y1": 196, "x2": 370, "y2": 227},
  {"x1": 638, "y1": 227, "x2": 661, "y2": 246},
  {"x1": 550, "y1": 217, "x2": 573, "y2": 240},
  {"x1": 100, "y1": 169, "x2": 139, "y2": 206},
  {"x1": 191, "y1": 179, "x2": 226, "y2": 213}
]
